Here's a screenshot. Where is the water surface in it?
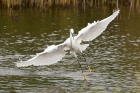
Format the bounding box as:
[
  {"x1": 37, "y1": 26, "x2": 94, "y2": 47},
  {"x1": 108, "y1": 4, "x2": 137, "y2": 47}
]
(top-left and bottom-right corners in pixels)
[{"x1": 0, "y1": 5, "x2": 140, "y2": 93}]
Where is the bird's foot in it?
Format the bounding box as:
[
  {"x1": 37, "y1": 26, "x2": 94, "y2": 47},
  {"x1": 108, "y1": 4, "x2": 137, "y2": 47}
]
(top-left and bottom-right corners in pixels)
[
  {"x1": 87, "y1": 66, "x2": 93, "y2": 74},
  {"x1": 82, "y1": 72, "x2": 87, "y2": 81}
]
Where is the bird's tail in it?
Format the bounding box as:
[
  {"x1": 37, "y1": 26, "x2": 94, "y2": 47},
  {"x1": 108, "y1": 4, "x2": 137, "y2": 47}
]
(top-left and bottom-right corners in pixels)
[{"x1": 81, "y1": 44, "x2": 89, "y2": 52}]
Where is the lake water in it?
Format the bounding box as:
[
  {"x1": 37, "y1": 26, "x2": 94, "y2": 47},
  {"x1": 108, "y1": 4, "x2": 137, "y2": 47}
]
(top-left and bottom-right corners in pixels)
[{"x1": 0, "y1": 5, "x2": 140, "y2": 93}]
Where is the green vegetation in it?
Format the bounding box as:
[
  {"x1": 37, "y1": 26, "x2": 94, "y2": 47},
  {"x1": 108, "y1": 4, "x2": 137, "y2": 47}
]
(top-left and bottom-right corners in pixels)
[{"x1": 0, "y1": 0, "x2": 139, "y2": 9}]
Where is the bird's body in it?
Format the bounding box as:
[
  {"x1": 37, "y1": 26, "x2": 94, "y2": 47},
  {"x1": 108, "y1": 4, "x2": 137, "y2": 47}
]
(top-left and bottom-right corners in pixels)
[
  {"x1": 64, "y1": 31, "x2": 88, "y2": 54},
  {"x1": 16, "y1": 9, "x2": 120, "y2": 71}
]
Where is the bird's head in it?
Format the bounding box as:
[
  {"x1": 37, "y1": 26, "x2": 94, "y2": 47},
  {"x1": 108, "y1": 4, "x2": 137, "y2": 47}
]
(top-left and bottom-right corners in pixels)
[{"x1": 70, "y1": 29, "x2": 74, "y2": 34}]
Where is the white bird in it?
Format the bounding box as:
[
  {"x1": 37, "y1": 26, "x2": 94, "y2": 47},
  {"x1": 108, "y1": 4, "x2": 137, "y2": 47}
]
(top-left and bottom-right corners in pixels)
[{"x1": 16, "y1": 9, "x2": 120, "y2": 80}]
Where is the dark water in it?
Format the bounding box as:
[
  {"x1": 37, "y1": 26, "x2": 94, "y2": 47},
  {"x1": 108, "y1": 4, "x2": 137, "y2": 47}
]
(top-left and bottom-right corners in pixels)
[{"x1": 0, "y1": 5, "x2": 140, "y2": 93}]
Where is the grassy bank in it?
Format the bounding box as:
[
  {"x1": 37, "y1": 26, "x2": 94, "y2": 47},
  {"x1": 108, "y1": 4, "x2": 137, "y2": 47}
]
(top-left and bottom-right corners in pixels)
[{"x1": 0, "y1": 0, "x2": 139, "y2": 9}]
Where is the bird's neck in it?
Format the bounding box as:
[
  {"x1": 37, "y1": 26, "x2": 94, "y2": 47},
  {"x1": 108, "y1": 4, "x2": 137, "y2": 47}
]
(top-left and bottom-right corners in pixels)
[{"x1": 70, "y1": 32, "x2": 73, "y2": 48}]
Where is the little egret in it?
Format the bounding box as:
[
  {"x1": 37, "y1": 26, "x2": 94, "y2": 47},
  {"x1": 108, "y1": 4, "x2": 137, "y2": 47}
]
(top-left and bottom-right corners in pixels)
[{"x1": 16, "y1": 9, "x2": 120, "y2": 80}]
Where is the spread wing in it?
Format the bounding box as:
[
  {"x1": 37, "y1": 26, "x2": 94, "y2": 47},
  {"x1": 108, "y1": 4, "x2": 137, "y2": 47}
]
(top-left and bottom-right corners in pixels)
[
  {"x1": 75, "y1": 9, "x2": 120, "y2": 43},
  {"x1": 16, "y1": 43, "x2": 67, "y2": 67}
]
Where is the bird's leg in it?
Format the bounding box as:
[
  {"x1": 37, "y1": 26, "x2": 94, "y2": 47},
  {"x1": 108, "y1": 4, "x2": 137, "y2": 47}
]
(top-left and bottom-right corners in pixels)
[
  {"x1": 76, "y1": 58, "x2": 87, "y2": 81},
  {"x1": 81, "y1": 54, "x2": 93, "y2": 74},
  {"x1": 82, "y1": 72, "x2": 87, "y2": 81}
]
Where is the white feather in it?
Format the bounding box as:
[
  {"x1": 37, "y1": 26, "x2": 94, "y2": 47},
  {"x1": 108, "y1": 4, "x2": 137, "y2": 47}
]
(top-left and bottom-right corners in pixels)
[
  {"x1": 16, "y1": 9, "x2": 120, "y2": 67},
  {"x1": 75, "y1": 9, "x2": 120, "y2": 43},
  {"x1": 16, "y1": 43, "x2": 66, "y2": 67}
]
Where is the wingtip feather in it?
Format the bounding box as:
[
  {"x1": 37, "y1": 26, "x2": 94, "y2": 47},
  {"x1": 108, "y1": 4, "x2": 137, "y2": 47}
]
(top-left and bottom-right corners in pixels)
[{"x1": 16, "y1": 61, "x2": 31, "y2": 67}]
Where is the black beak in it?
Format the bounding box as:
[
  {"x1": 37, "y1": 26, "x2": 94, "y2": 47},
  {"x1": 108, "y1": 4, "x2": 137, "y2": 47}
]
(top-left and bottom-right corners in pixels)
[
  {"x1": 72, "y1": 33, "x2": 74, "y2": 39},
  {"x1": 70, "y1": 31, "x2": 74, "y2": 40}
]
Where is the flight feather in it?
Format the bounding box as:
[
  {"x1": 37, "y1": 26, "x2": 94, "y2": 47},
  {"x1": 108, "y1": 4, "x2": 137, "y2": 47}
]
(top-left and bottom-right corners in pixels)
[
  {"x1": 75, "y1": 9, "x2": 120, "y2": 43},
  {"x1": 16, "y1": 43, "x2": 67, "y2": 67}
]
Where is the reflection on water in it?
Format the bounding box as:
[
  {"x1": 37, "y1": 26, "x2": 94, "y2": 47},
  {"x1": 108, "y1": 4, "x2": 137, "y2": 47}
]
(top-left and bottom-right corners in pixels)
[{"x1": 0, "y1": 5, "x2": 140, "y2": 93}]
